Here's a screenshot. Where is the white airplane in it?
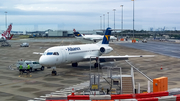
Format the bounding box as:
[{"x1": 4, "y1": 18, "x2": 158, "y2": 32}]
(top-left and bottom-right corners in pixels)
[
  {"x1": 0, "y1": 24, "x2": 13, "y2": 42},
  {"x1": 73, "y1": 29, "x2": 117, "y2": 42},
  {"x1": 34, "y1": 27, "x2": 154, "y2": 69}
]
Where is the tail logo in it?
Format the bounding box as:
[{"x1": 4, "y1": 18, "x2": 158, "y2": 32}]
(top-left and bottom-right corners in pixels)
[
  {"x1": 105, "y1": 35, "x2": 110, "y2": 41},
  {"x1": 102, "y1": 27, "x2": 112, "y2": 44}
]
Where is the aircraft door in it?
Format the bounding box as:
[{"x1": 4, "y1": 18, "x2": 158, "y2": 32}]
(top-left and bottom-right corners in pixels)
[{"x1": 60, "y1": 48, "x2": 67, "y2": 63}]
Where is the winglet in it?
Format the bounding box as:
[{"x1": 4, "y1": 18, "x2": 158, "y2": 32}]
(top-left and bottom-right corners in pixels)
[{"x1": 102, "y1": 27, "x2": 112, "y2": 44}]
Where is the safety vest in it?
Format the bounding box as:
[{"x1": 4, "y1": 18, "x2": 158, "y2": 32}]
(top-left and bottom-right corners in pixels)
[
  {"x1": 27, "y1": 65, "x2": 30, "y2": 69},
  {"x1": 19, "y1": 65, "x2": 23, "y2": 69}
]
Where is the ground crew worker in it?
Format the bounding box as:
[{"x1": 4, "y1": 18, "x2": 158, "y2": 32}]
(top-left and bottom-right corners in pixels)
[
  {"x1": 26, "y1": 64, "x2": 30, "y2": 75},
  {"x1": 19, "y1": 64, "x2": 23, "y2": 75}
]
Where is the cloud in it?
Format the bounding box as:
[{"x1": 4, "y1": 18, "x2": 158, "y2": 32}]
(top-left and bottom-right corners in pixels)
[{"x1": 0, "y1": 0, "x2": 179, "y2": 31}]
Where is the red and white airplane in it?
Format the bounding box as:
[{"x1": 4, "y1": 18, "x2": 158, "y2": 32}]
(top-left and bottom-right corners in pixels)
[{"x1": 0, "y1": 24, "x2": 13, "y2": 41}]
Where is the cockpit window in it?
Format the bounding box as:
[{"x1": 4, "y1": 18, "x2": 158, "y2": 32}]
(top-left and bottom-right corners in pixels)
[
  {"x1": 46, "y1": 52, "x2": 59, "y2": 55},
  {"x1": 47, "y1": 52, "x2": 53, "y2": 55},
  {"x1": 53, "y1": 52, "x2": 59, "y2": 55}
]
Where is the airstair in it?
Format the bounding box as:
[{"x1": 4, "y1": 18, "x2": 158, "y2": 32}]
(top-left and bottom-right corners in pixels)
[
  {"x1": 125, "y1": 60, "x2": 153, "y2": 83},
  {"x1": 1, "y1": 40, "x2": 11, "y2": 47},
  {"x1": 102, "y1": 60, "x2": 153, "y2": 94},
  {"x1": 102, "y1": 66, "x2": 135, "y2": 94},
  {"x1": 122, "y1": 77, "x2": 134, "y2": 94}
]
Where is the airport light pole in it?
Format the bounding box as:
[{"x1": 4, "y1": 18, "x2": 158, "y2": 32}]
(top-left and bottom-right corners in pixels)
[
  {"x1": 107, "y1": 12, "x2": 109, "y2": 27},
  {"x1": 120, "y1": 5, "x2": 123, "y2": 38},
  {"x1": 103, "y1": 14, "x2": 105, "y2": 29},
  {"x1": 132, "y1": 0, "x2": 135, "y2": 40},
  {"x1": 113, "y1": 9, "x2": 116, "y2": 36},
  {"x1": 100, "y1": 16, "x2": 102, "y2": 30},
  {"x1": 5, "y1": 11, "x2": 7, "y2": 28}
]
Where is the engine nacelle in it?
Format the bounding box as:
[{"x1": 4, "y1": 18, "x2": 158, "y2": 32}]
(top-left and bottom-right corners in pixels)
[{"x1": 100, "y1": 46, "x2": 113, "y2": 54}]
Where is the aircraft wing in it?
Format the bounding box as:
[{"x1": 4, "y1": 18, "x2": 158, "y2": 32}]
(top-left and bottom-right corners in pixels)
[
  {"x1": 33, "y1": 52, "x2": 44, "y2": 55},
  {"x1": 91, "y1": 38, "x2": 102, "y2": 41},
  {"x1": 84, "y1": 55, "x2": 155, "y2": 62}
]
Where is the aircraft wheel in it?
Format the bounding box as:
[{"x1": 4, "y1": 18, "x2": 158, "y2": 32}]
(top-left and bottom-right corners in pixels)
[
  {"x1": 72, "y1": 63, "x2": 78, "y2": 67},
  {"x1": 52, "y1": 70, "x2": 57, "y2": 76},
  {"x1": 41, "y1": 66, "x2": 44, "y2": 71}
]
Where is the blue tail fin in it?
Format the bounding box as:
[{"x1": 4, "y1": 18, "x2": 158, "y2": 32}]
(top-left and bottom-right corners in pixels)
[
  {"x1": 73, "y1": 29, "x2": 82, "y2": 37},
  {"x1": 73, "y1": 32, "x2": 82, "y2": 37},
  {"x1": 102, "y1": 27, "x2": 112, "y2": 44}
]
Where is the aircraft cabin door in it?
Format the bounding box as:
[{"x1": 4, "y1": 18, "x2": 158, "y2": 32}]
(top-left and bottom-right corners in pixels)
[{"x1": 60, "y1": 48, "x2": 67, "y2": 63}]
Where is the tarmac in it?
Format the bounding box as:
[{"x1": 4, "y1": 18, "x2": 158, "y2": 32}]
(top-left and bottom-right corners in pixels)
[
  {"x1": 0, "y1": 38, "x2": 180, "y2": 101},
  {"x1": 116, "y1": 41, "x2": 180, "y2": 59}
]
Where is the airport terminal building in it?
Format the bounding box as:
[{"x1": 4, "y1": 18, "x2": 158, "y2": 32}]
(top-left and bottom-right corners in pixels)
[
  {"x1": 26, "y1": 29, "x2": 98, "y2": 37},
  {"x1": 46, "y1": 30, "x2": 98, "y2": 37}
]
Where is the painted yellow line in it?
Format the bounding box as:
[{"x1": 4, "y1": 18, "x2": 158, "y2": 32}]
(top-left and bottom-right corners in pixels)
[{"x1": 18, "y1": 75, "x2": 32, "y2": 78}]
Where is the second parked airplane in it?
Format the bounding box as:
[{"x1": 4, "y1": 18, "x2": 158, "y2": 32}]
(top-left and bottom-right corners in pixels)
[{"x1": 73, "y1": 29, "x2": 117, "y2": 42}]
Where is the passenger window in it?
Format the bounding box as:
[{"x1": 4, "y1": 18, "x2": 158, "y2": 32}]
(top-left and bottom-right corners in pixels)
[{"x1": 47, "y1": 52, "x2": 53, "y2": 55}]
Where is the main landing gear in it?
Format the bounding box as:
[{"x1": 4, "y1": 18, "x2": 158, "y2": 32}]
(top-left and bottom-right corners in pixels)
[
  {"x1": 94, "y1": 63, "x2": 101, "y2": 69},
  {"x1": 72, "y1": 62, "x2": 78, "y2": 67}
]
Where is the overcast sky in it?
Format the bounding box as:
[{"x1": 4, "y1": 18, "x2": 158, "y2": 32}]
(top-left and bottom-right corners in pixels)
[{"x1": 0, "y1": 0, "x2": 179, "y2": 31}]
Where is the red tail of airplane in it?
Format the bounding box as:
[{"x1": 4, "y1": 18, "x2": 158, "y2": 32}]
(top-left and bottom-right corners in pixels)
[
  {"x1": 9, "y1": 34, "x2": 13, "y2": 40},
  {"x1": 73, "y1": 29, "x2": 76, "y2": 32},
  {"x1": 1, "y1": 23, "x2": 13, "y2": 40}
]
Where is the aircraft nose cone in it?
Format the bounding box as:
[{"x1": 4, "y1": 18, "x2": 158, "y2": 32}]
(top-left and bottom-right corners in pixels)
[
  {"x1": 39, "y1": 56, "x2": 46, "y2": 66},
  {"x1": 39, "y1": 56, "x2": 53, "y2": 67},
  {"x1": 39, "y1": 56, "x2": 58, "y2": 67}
]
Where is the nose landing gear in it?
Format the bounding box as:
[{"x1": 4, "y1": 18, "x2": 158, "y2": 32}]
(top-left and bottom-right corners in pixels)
[{"x1": 51, "y1": 67, "x2": 57, "y2": 76}]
